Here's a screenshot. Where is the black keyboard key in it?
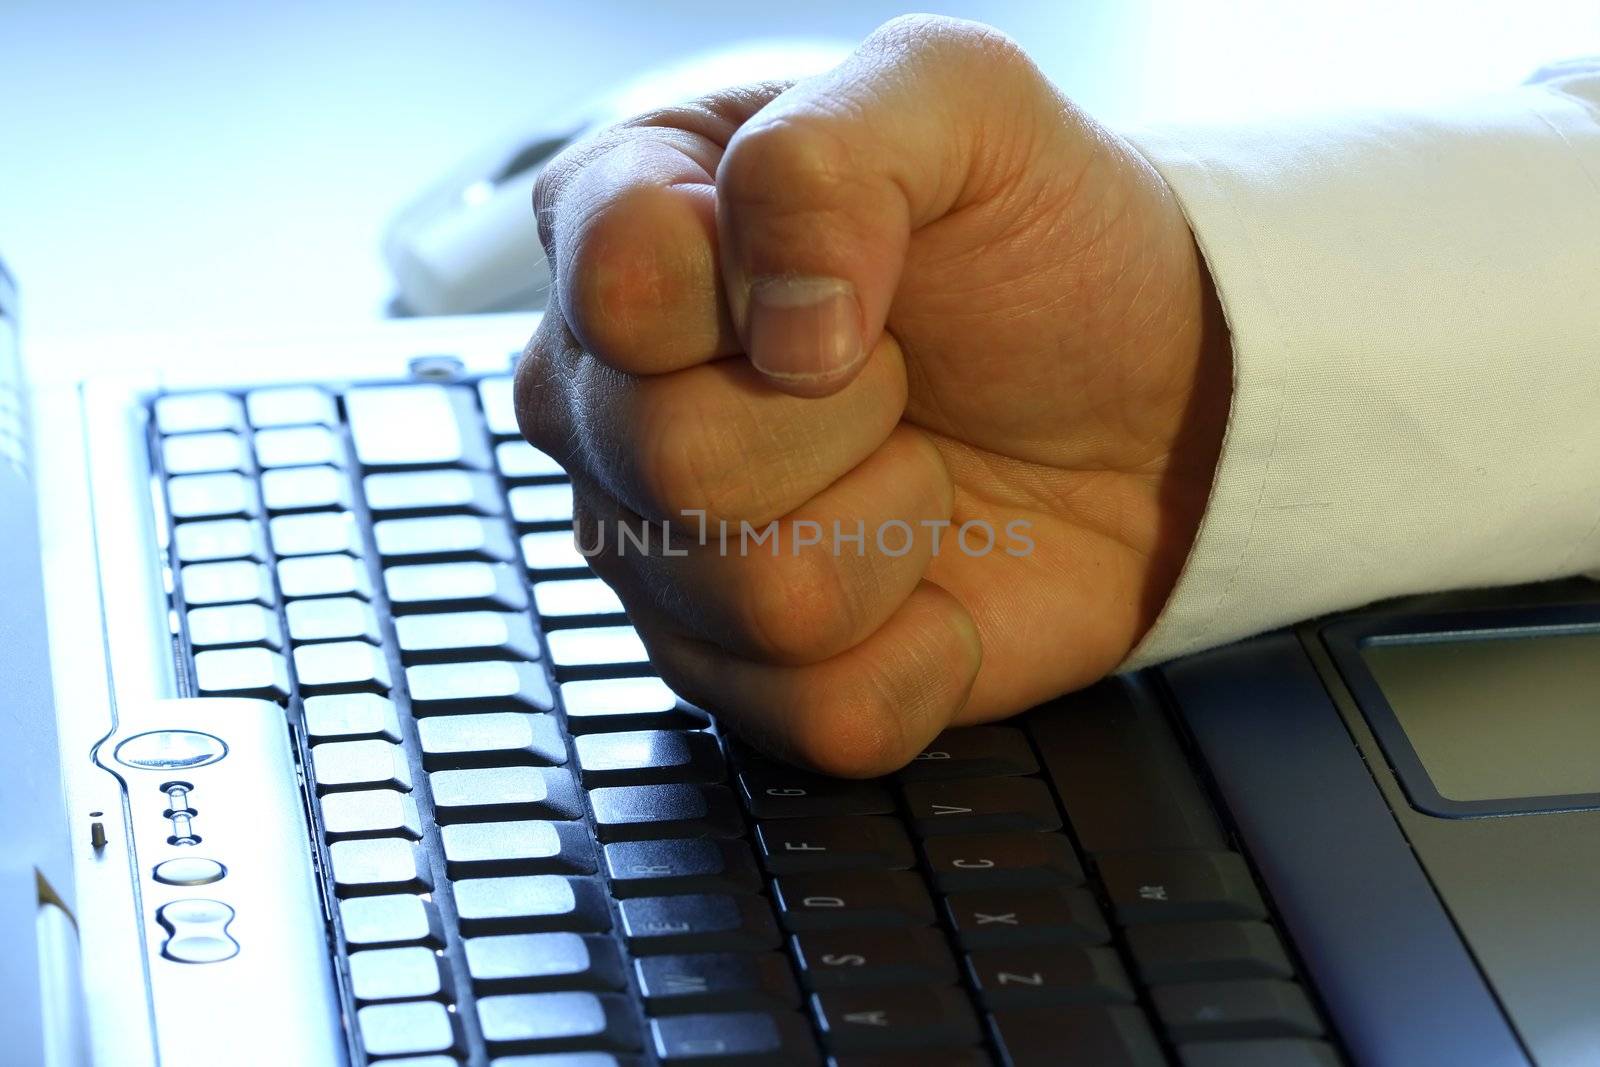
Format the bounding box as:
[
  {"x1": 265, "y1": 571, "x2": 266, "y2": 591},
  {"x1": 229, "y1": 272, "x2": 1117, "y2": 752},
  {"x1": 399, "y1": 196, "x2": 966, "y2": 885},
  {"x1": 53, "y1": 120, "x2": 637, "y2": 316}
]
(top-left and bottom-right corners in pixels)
[
  {"x1": 357, "y1": 1001, "x2": 460, "y2": 1058},
  {"x1": 1152, "y1": 980, "x2": 1322, "y2": 1042},
  {"x1": 260, "y1": 465, "x2": 349, "y2": 513},
  {"x1": 270, "y1": 512, "x2": 360, "y2": 557},
  {"x1": 408, "y1": 661, "x2": 554, "y2": 714},
  {"x1": 1098, "y1": 851, "x2": 1267, "y2": 925},
  {"x1": 329, "y1": 838, "x2": 432, "y2": 896},
  {"x1": 650, "y1": 1011, "x2": 820, "y2": 1066},
  {"x1": 442, "y1": 820, "x2": 596, "y2": 878},
  {"x1": 162, "y1": 431, "x2": 246, "y2": 475},
  {"x1": 965, "y1": 945, "x2": 1134, "y2": 1009},
  {"x1": 477, "y1": 991, "x2": 638, "y2": 1053},
  {"x1": 944, "y1": 886, "x2": 1109, "y2": 949},
  {"x1": 186, "y1": 603, "x2": 283, "y2": 650},
  {"x1": 1027, "y1": 681, "x2": 1225, "y2": 854},
  {"x1": 828, "y1": 1051, "x2": 989, "y2": 1067},
  {"x1": 990, "y1": 1005, "x2": 1164, "y2": 1067},
  {"x1": 168, "y1": 472, "x2": 259, "y2": 521},
  {"x1": 430, "y1": 766, "x2": 582, "y2": 823},
  {"x1": 320, "y1": 789, "x2": 423, "y2": 841},
  {"x1": 901, "y1": 778, "x2": 1061, "y2": 837},
  {"x1": 562, "y1": 677, "x2": 709, "y2": 734},
  {"x1": 1178, "y1": 1039, "x2": 1341, "y2": 1067},
  {"x1": 396, "y1": 610, "x2": 540, "y2": 663},
  {"x1": 790, "y1": 927, "x2": 957, "y2": 990},
  {"x1": 737, "y1": 761, "x2": 895, "y2": 819},
  {"x1": 772, "y1": 871, "x2": 935, "y2": 931},
  {"x1": 453, "y1": 875, "x2": 611, "y2": 935},
  {"x1": 635, "y1": 953, "x2": 799, "y2": 1015},
  {"x1": 590, "y1": 784, "x2": 743, "y2": 841},
  {"x1": 418, "y1": 712, "x2": 566, "y2": 769},
  {"x1": 303, "y1": 693, "x2": 402, "y2": 743},
  {"x1": 254, "y1": 425, "x2": 341, "y2": 469},
  {"x1": 386, "y1": 561, "x2": 529, "y2": 614},
  {"x1": 286, "y1": 597, "x2": 382, "y2": 644},
  {"x1": 193, "y1": 647, "x2": 290, "y2": 701},
  {"x1": 375, "y1": 514, "x2": 516, "y2": 564},
  {"x1": 619, "y1": 894, "x2": 781, "y2": 955},
  {"x1": 294, "y1": 640, "x2": 392, "y2": 696},
  {"x1": 895, "y1": 726, "x2": 1038, "y2": 781},
  {"x1": 340, "y1": 894, "x2": 445, "y2": 949},
  {"x1": 348, "y1": 945, "x2": 447, "y2": 1002},
  {"x1": 345, "y1": 384, "x2": 490, "y2": 471},
  {"x1": 465, "y1": 932, "x2": 625, "y2": 993},
  {"x1": 246, "y1": 385, "x2": 335, "y2": 428},
  {"x1": 577, "y1": 730, "x2": 726, "y2": 786},
  {"x1": 1127, "y1": 921, "x2": 1294, "y2": 985},
  {"x1": 364, "y1": 470, "x2": 504, "y2": 517},
  {"x1": 811, "y1": 986, "x2": 980, "y2": 1053},
  {"x1": 922, "y1": 831, "x2": 1084, "y2": 892},
  {"x1": 755, "y1": 817, "x2": 915, "y2": 875},
  {"x1": 174, "y1": 518, "x2": 265, "y2": 562},
  {"x1": 603, "y1": 839, "x2": 762, "y2": 897},
  {"x1": 155, "y1": 392, "x2": 244, "y2": 435},
  {"x1": 312, "y1": 739, "x2": 413, "y2": 793}
]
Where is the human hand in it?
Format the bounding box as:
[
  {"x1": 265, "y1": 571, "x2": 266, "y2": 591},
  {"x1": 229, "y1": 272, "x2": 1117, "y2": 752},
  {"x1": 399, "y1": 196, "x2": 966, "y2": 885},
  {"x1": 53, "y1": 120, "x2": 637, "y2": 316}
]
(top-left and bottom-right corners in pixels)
[{"x1": 516, "y1": 15, "x2": 1231, "y2": 776}]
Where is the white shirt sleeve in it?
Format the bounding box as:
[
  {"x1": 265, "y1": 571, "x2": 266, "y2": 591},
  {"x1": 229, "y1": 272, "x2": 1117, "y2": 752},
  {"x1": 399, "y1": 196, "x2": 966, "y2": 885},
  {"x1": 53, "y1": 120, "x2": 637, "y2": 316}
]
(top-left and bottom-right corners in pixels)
[{"x1": 1121, "y1": 65, "x2": 1600, "y2": 669}]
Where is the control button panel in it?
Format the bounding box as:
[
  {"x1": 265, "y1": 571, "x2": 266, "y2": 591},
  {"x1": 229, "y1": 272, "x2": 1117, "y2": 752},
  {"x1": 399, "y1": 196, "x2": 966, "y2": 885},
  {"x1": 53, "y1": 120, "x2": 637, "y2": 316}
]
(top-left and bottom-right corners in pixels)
[
  {"x1": 157, "y1": 898, "x2": 239, "y2": 964},
  {"x1": 114, "y1": 729, "x2": 228, "y2": 770},
  {"x1": 153, "y1": 857, "x2": 227, "y2": 887}
]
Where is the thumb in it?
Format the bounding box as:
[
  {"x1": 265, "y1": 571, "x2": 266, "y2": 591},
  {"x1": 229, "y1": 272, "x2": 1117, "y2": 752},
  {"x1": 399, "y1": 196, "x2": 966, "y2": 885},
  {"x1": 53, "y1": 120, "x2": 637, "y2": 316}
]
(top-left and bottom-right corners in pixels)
[{"x1": 715, "y1": 16, "x2": 1047, "y2": 397}]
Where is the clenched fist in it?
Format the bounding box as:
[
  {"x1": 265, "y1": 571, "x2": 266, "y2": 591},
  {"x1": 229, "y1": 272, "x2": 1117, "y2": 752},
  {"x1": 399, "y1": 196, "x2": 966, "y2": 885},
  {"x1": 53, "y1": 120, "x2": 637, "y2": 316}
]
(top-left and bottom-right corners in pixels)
[{"x1": 516, "y1": 15, "x2": 1231, "y2": 776}]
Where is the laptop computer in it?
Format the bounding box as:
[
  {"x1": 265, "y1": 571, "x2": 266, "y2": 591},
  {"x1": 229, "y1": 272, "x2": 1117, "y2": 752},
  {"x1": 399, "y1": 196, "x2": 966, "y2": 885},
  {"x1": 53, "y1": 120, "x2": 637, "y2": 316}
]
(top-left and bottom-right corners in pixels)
[{"x1": 3, "y1": 250, "x2": 1596, "y2": 1067}]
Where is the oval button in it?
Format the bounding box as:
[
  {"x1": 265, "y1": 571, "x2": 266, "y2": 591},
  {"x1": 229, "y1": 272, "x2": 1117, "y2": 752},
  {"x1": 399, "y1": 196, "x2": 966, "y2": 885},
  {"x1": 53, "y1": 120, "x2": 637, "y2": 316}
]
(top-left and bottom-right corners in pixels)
[
  {"x1": 114, "y1": 730, "x2": 228, "y2": 771},
  {"x1": 153, "y1": 857, "x2": 226, "y2": 886},
  {"x1": 157, "y1": 898, "x2": 238, "y2": 964}
]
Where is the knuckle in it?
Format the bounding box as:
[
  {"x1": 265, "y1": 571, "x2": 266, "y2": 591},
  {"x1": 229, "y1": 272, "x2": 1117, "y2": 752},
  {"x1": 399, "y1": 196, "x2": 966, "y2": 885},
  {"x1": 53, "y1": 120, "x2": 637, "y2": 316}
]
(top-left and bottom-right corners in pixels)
[
  {"x1": 737, "y1": 549, "x2": 852, "y2": 664},
  {"x1": 720, "y1": 114, "x2": 859, "y2": 215},
  {"x1": 631, "y1": 391, "x2": 760, "y2": 522},
  {"x1": 785, "y1": 683, "x2": 909, "y2": 778},
  {"x1": 512, "y1": 322, "x2": 565, "y2": 454}
]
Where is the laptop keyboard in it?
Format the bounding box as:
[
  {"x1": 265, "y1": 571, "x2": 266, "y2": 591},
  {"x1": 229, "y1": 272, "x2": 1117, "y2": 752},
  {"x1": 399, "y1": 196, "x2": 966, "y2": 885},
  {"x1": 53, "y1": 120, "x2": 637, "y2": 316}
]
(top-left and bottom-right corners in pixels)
[{"x1": 148, "y1": 375, "x2": 1341, "y2": 1067}]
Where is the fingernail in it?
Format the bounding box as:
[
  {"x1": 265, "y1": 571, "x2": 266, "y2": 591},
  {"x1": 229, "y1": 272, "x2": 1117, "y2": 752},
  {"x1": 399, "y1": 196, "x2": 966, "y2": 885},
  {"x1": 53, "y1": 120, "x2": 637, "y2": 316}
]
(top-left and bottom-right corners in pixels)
[{"x1": 745, "y1": 276, "x2": 862, "y2": 383}]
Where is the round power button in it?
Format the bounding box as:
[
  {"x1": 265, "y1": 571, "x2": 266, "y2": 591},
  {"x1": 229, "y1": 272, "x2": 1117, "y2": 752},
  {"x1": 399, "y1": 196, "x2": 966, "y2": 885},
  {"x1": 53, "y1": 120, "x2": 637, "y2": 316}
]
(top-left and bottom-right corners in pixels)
[
  {"x1": 153, "y1": 857, "x2": 226, "y2": 887},
  {"x1": 114, "y1": 730, "x2": 228, "y2": 771}
]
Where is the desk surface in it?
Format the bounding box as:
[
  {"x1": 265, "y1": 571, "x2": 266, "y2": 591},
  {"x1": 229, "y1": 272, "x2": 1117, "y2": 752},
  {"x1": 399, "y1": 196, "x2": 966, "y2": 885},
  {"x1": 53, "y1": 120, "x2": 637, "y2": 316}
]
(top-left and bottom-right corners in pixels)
[{"x1": 3, "y1": 0, "x2": 1593, "y2": 364}]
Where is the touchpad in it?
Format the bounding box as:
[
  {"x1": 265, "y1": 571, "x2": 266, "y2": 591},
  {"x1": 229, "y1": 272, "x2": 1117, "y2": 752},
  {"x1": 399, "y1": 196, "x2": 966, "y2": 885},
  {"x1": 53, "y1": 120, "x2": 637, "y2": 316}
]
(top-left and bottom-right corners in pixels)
[{"x1": 1350, "y1": 628, "x2": 1600, "y2": 816}]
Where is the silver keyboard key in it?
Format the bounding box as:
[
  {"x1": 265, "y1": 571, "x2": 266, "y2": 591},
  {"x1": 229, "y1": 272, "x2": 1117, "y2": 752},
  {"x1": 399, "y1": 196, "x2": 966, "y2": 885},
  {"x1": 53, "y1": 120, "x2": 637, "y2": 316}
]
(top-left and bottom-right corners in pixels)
[
  {"x1": 193, "y1": 647, "x2": 290, "y2": 701},
  {"x1": 374, "y1": 515, "x2": 514, "y2": 563},
  {"x1": 261, "y1": 465, "x2": 351, "y2": 513},
  {"x1": 477, "y1": 376, "x2": 520, "y2": 438},
  {"x1": 329, "y1": 838, "x2": 432, "y2": 896},
  {"x1": 304, "y1": 693, "x2": 402, "y2": 743},
  {"x1": 476, "y1": 991, "x2": 634, "y2": 1049},
  {"x1": 312, "y1": 739, "x2": 413, "y2": 793},
  {"x1": 245, "y1": 385, "x2": 336, "y2": 428},
  {"x1": 348, "y1": 946, "x2": 447, "y2": 1002},
  {"x1": 533, "y1": 578, "x2": 624, "y2": 621},
  {"x1": 453, "y1": 876, "x2": 609, "y2": 936},
  {"x1": 384, "y1": 562, "x2": 527, "y2": 614},
  {"x1": 417, "y1": 712, "x2": 565, "y2": 769},
  {"x1": 187, "y1": 604, "x2": 283, "y2": 650},
  {"x1": 173, "y1": 519, "x2": 266, "y2": 563},
  {"x1": 395, "y1": 611, "x2": 540, "y2": 663},
  {"x1": 364, "y1": 470, "x2": 503, "y2": 517},
  {"x1": 167, "y1": 472, "x2": 258, "y2": 521},
  {"x1": 546, "y1": 627, "x2": 649, "y2": 669},
  {"x1": 341, "y1": 894, "x2": 443, "y2": 948},
  {"x1": 270, "y1": 512, "x2": 361, "y2": 557},
  {"x1": 154, "y1": 392, "x2": 243, "y2": 435},
  {"x1": 509, "y1": 484, "x2": 574, "y2": 526},
  {"x1": 162, "y1": 431, "x2": 246, "y2": 475},
  {"x1": 357, "y1": 1002, "x2": 459, "y2": 1059},
  {"x1": 521, "y1": 530, "x2": 588, "y2": 573},
  {"x1": 495, "y1": 440, "x2": 564, "y2": 481},
  {"x1": 321, "y1": 790, "x2": 423, "y2": 841},
  {"x1": 407, "y1": 661, "x2": 553, "y2": 713},
  {"x1": 429, "y1": 766, "x2": 582, "y2": 823},
  {"x1": 286, "y1": 597, "x2": 382, "y2": 644},
  {"x1": 180, "y1": 561, "x2": 274, "y2": 606},
  {"x1": 345, "y1": 384, "x2": 488, "y2": 470},
  {"x1": 441, "y1": 820, "x2": 595, "y2": 879},
  {"x1": 294, "y1": 640, "x2": 393, "y2": 695},
  {"x1": 254, "y1": 425, "x2": 340, "y2": 469},
  {"x1": 560, "y1": 677, "x2": 706, "y2": 734},
  {"x1": 278, "y1": 553, "x2": 372, "y2": 600}
]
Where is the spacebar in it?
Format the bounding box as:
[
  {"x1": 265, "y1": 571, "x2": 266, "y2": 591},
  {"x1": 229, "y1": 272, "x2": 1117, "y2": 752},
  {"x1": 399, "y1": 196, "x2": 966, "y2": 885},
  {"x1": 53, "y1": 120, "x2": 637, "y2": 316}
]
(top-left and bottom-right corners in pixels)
[{"x1": 1024, "y1": 677, "x2": 1226, "y2": 855}]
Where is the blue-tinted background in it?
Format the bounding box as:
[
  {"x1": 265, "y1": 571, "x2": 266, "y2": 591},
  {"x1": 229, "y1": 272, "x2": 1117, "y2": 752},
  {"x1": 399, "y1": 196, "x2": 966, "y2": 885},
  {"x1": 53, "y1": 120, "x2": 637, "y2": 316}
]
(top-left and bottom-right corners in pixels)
[{"x1": 2, "y1": 0, "x2": 1596, "y2": 348}]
